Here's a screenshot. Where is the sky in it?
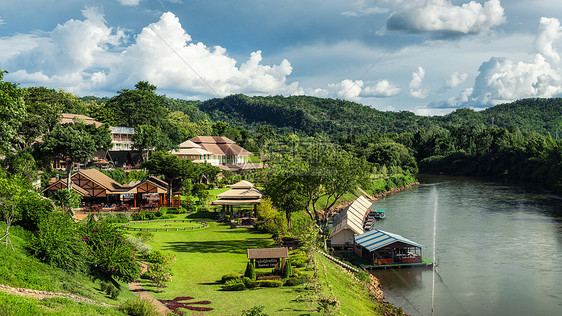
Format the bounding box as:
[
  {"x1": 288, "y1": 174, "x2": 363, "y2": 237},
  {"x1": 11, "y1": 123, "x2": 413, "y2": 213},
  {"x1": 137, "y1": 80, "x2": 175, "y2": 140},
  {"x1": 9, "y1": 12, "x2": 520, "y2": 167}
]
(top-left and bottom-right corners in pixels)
[{"x1": 1, "y1": 0, "x2": 562, "y2": 115}]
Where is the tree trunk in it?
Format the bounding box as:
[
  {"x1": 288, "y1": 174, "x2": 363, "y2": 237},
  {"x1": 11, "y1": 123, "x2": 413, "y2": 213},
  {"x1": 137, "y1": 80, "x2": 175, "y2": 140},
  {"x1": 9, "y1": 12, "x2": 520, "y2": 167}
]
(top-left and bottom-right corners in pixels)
[{"x1": 66, "y1": 159, "x2": 74, "y2": 189}]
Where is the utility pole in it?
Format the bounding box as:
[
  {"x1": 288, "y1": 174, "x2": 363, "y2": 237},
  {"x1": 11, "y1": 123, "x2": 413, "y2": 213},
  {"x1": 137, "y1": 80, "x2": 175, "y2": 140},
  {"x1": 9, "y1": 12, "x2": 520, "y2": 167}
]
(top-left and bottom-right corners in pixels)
[{"x1": 491, "y1": 117, "x2": 495, "y2": 128}]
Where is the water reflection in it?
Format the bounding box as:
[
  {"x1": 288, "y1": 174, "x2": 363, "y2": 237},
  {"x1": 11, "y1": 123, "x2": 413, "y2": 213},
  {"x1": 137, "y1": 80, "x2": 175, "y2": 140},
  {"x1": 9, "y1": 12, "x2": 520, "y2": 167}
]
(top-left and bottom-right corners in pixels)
[{"x1": 368, "y1": 175, "x2": 562, "y2": 316}]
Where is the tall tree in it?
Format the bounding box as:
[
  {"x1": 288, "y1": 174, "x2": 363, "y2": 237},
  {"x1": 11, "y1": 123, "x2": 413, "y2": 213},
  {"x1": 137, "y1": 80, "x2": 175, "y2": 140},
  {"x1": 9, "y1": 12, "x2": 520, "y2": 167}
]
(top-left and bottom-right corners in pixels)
[
  {"x1": 142, "y1": 151, "x2": 198, "y2": 204},
  {"x1": 105, "y1": 81, "x2": 168, "y2": 128},
  {"x1": 0, "y1": 71, "x2": 27, "y2": 155},
  {"x1": 262, "y1": 137, "x2": 369, "y2": 236},
  {"x1": 0, "y1": 171, "x2": 31, "y2": 251},
  {"x1": 42, "y1": 121, "x2": 112, "y2": 189}
]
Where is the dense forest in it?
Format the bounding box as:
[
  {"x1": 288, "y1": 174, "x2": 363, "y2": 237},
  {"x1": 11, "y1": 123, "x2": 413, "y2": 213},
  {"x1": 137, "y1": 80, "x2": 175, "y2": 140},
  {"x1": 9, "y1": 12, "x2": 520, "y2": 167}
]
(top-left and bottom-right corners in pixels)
[{"x1": 193, "y1": 94, "x2": 562, "y2": 137}]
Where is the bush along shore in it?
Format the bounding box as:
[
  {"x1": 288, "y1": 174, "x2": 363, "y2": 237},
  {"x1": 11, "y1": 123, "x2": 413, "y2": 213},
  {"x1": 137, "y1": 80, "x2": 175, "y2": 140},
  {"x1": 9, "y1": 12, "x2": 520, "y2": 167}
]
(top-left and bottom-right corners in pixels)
[{"x1": 331, "y1": 174, "x2": 419, "y2": 214}]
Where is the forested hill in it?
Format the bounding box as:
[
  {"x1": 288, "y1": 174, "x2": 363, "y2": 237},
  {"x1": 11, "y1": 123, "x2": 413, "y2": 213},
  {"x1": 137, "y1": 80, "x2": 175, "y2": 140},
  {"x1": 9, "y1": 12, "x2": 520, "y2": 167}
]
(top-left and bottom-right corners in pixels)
[
  {"x1": 435, "y1": 98, "x2": 562, "y2": 135},
  {"x1": 198, "y1": 94, "x2": 434, "y2": 134},
  {"x1": 197, "y1": 94, "x2": 562, "y2": 136}
]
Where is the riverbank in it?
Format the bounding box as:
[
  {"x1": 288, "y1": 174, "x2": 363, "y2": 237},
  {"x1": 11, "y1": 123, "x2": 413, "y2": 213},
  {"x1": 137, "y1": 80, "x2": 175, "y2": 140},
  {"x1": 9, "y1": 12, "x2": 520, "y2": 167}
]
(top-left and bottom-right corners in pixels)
[{"x1": 331, "y1": 181, "x2": 420, "y2": 214}]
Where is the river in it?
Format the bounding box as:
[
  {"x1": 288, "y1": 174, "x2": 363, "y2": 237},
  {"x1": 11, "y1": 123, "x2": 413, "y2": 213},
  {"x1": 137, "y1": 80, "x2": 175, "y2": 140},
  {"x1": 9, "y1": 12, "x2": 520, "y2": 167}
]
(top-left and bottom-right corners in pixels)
[{"x1": 369, "y1": 175, "x2": 562, "y2": 316}]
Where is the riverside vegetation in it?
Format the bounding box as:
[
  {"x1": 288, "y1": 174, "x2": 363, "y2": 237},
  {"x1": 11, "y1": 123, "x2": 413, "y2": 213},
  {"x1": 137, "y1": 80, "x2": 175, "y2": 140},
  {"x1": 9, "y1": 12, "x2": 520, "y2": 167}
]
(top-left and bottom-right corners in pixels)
[{"x1": 2, "y1": 73, "x2": 562, "y2": 314}]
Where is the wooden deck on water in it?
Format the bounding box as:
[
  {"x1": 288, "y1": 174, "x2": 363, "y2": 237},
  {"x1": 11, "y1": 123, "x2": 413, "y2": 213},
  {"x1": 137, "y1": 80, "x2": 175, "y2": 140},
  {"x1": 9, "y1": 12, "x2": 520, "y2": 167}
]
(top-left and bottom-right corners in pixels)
[{"x1": 361, "y1": 257, "x2": 434, "y2": 270}]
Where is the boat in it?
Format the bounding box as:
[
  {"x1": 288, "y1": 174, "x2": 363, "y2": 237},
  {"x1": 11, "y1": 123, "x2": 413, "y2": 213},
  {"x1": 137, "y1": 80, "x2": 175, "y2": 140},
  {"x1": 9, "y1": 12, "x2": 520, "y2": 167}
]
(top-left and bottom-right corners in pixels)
[{"x1": 374, "y1": 209, "x2": 386, "y2": 219}]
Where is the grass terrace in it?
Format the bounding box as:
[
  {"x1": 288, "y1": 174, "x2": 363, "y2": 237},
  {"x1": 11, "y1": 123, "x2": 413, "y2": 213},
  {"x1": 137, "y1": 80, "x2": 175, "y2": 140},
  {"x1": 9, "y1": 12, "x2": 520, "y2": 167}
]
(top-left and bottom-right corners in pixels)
[{"x1": 135, "y1": 212, "x2": 311, "y2": 315}]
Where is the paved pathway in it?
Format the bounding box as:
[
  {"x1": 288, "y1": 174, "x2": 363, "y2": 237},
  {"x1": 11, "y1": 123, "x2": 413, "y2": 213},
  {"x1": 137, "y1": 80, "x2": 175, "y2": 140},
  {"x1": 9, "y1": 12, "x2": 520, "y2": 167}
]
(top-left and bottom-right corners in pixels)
[{"x1": 127, "y1": 263, "x2": 170, "y2": 316}]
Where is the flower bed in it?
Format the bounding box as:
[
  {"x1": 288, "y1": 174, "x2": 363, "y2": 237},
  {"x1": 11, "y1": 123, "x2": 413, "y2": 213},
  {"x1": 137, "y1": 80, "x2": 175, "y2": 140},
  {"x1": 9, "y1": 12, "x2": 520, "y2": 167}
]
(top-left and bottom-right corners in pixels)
[{"x1": 158, "y1": 296, "x2": 213, "y2": 315}]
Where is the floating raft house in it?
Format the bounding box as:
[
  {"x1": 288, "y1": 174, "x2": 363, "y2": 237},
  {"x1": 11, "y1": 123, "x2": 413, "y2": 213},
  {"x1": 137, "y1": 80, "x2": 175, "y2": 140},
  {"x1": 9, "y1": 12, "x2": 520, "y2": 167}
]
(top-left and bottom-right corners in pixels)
[{"x1": 355, "y1": 229, "x2": 433, "y2": 269}]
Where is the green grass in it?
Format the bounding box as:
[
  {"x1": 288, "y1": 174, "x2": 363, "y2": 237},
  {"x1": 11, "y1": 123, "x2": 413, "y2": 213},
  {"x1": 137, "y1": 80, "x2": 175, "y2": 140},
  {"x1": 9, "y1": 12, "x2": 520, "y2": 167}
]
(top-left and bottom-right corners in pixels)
[
  {"x1": 313, "y1": 191, "x2": 359, "y2": 211},
  {"x1": 247, "y1": 155, "x2": 262, "y2": 163},
  {"x1": 316, "y1": 255, "x2": 382, "y2": 316},
  {"x1": 0, "y1": 292, "x2": 126, "y2": 316},
  {"x1": 124, "y1": 220, "x2": 205, "y2": 229},
  {"x1": 0, "y1": 223, "x2": 136, "y2": 307},
  {"x1": 136, "y1": 216, "x2": 311, "y2": 315}
]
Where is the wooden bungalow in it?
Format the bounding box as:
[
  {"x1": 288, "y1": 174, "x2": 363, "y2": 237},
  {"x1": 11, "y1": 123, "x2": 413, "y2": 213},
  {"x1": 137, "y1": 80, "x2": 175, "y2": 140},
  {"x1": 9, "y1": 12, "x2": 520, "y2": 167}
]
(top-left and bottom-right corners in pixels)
[
  {"x1": 43, "y1": 169, "x2": 180, "y2": 209},
  {"x1": 328, "y1": 196, "x2": 371, "y2": 249},
  {"x1": 211, "y1": 180, "x2": 262, "y2": 215},
  {"x1": 43, "y1": 168, "x2": 128, "y2": 205},
  {"x1": 355, "y1": 229, "x2": 426, "y2": 265}
]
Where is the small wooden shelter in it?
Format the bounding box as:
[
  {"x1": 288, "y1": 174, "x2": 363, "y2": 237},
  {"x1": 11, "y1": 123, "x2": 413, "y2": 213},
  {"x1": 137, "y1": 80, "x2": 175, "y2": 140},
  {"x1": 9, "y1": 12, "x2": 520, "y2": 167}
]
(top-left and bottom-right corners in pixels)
[
  {"x1": 212, "y1": 180, "x2": 262, "y2": 215},
  {"x1": 247, "y1": 247, "x2": 289, "y2": 269}
]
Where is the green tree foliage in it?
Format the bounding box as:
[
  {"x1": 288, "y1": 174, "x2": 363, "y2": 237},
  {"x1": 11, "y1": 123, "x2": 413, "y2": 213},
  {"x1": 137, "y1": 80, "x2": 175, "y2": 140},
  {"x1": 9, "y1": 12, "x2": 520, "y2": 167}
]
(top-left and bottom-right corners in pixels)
[
  {"x1": 0, "y1": 71, "x2": 27, "y2": 155},
  {"x1": 0, "y1": 171, "x2": 37, "y2": 250},
  {"x1": 33, "y1": 216, "x2": 141, "y2": 283},
  {"x1": 255, "y1": 197, "x2": 288, "y2": 236},
  {"x1": 262, "y1": 137, "x2": 369, "y2": 236},
  {"x1": 41, "y1": 121, "x2": 112, "y2": 188},
  {"x1": 31, "y1": 213, "x2": 86, "y2": 271},
  {"x1": 142, "y1": 151, "x2": 198, "y2": 204},
  {"x1": 105, "y1": 81, "x2": 184, "y2": 158},
  {"x1": 51, "y1": 188, "x2": 81, "y2": 214},
  {"x1": 366, "y1": 140, "x2": 418, "y2": 174}
]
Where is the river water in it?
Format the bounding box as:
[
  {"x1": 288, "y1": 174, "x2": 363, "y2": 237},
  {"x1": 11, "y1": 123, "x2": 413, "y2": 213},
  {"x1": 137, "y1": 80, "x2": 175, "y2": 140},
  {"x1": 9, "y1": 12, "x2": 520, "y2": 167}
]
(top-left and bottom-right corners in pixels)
[{"x1": 369, "y1": 175, "x2": 562, "y2": 316}]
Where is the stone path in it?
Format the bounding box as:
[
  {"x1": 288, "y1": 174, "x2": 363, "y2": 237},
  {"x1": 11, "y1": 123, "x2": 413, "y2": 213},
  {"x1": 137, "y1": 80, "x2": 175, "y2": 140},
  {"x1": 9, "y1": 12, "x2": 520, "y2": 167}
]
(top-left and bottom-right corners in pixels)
[{"x1": 0, "y1": 284, "x2": 115, "y2": 307}]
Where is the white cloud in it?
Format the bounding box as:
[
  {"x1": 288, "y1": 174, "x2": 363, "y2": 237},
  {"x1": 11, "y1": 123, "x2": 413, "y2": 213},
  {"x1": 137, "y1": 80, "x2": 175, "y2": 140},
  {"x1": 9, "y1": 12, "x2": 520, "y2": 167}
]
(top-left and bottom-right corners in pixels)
[
  {"x1": 465, "y1": 16, "x2": 562, "y2": 105},
  {"x1": 342, "y1": 0, "x2": 389, "y2": 17},
  {"x1": 535, "y1": 17, "x2": 561, "y2": 64},
  {"x1": 0, "y1": 17, "x2": 5, "y2": 25},
  {"x1": 329, "y1": 79, "x2": 364, "y2": 100},
  {"x1": 443, "y1": 72, "x2": 468, "y2": 89},
  {"x1": 0, "y1": 9, "x2": 301, "y2": 98},
  {"x1": 377, "y1": 0, "x2": 505, "y2": 36},
  {"x1": 322, "y1": 78, "x2": 400, "y2": 101},
  {"x1": 409, "y1": 66, "x2": 429, "y2": 98},
  {"x1": 117, "y1": 0, "x2": 140, "y2": 6},
  {"x1": 362, "y1": 80, "x2": 401, "y2": 97}
]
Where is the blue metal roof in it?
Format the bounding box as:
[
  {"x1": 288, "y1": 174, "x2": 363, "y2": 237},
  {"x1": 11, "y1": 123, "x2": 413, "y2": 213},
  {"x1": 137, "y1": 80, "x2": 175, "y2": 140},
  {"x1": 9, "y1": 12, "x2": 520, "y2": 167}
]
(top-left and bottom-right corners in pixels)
[{"x1": 355, "y1": 229, "x2": 426, "y2": 252}]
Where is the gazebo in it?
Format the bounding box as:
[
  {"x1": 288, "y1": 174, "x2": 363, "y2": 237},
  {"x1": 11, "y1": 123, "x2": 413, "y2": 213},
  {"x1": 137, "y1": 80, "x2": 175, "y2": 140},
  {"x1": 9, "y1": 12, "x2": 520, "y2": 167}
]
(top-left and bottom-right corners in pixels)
[{"x1": 211, "y1": 180, "x2": 262, "y2": 216}]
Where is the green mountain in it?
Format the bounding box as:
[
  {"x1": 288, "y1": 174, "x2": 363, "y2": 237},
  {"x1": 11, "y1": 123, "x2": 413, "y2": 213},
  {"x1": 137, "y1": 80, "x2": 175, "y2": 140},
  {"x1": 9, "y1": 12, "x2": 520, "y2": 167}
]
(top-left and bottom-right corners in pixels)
[{"x1": 197, "y1": 94, "x2": 562, "y2": 136}]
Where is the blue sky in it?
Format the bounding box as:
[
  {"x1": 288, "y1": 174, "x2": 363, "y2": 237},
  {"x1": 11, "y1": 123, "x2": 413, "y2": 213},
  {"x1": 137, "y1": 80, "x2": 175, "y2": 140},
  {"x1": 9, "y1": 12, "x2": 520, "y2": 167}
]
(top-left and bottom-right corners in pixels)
[{"x1": 1, "y1": 0, "x2": 562, "y2": 115}]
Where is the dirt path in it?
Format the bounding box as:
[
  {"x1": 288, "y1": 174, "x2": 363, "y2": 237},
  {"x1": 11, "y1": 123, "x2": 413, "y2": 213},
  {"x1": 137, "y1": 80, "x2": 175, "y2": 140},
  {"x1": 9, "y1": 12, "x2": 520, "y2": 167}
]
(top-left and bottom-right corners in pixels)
[
  {"x1": 127, "y1": 263, "x2": 170, "y2": 316},
  {"x1": 0, "y1": 284, "x2": 115, "y2": 307}
]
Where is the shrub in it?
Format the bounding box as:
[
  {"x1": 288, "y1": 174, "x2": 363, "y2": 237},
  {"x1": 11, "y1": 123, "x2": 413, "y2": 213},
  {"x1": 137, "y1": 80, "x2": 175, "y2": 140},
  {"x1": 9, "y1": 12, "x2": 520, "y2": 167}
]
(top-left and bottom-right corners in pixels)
[
  {"x1": 255, "y1": 280, "x2": 283, "y2": 288},
  {"x1": 31, "y1": 213, "x2": 87, "y2": 272},
  {"x1": 221, "y1": 273, "x2": 240, "y2": 284},
  {"x1": 81, "y1": 217, "x2": 141, "y2": 283},
  {"x1": 244, "y1": 261, "x2": 256, "y2": 280},
  {"x1": 283, "y1": 275, "x2": 311, "y2": 286},
  {"x1": 144, "y1": 250, "x2": 175, "y2": 265},
  {"x1": 165, "y1": 207, "x2": 185, "y2": 214},
  {"x1": 145, "y1": 263, "x2": 173, "y2": 292},
  {"x1": 126, "y1": 235, "x2": 152, "y2": 257},
  {"x1": 16, "y1": 192, "x2": 55, "y2": 231},
  {"x1": 243, "y1": 277, "x2": 256, "y2": 289},
  {"x1": 290, "y1": 252, "x2": 309, "y2": 268},
  {"x1": 121, "y1": 297, "x2": 159, "y2": 316},
  {"x1": 241, "y1": 305, "x2": 268, "y2": 316},
  {"x1": 282, "y1": 259, "x2": 293, "y2": 279},
  {"x1": 221, "y1": 279, "x2": 246, "y2": 291},
  {"x1": 101, "y1": 281, "x2": 120, "y2": 299},
  {"x1": 134, "y1": 231, "x2": 154, "y2": 243}
]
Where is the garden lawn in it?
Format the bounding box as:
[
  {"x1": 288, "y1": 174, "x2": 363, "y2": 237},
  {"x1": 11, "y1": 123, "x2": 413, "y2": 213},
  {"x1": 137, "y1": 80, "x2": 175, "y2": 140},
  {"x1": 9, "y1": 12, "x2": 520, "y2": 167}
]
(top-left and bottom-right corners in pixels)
[{"x1": 138, "y1": 219, "x2": 312, "y2": 315}]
